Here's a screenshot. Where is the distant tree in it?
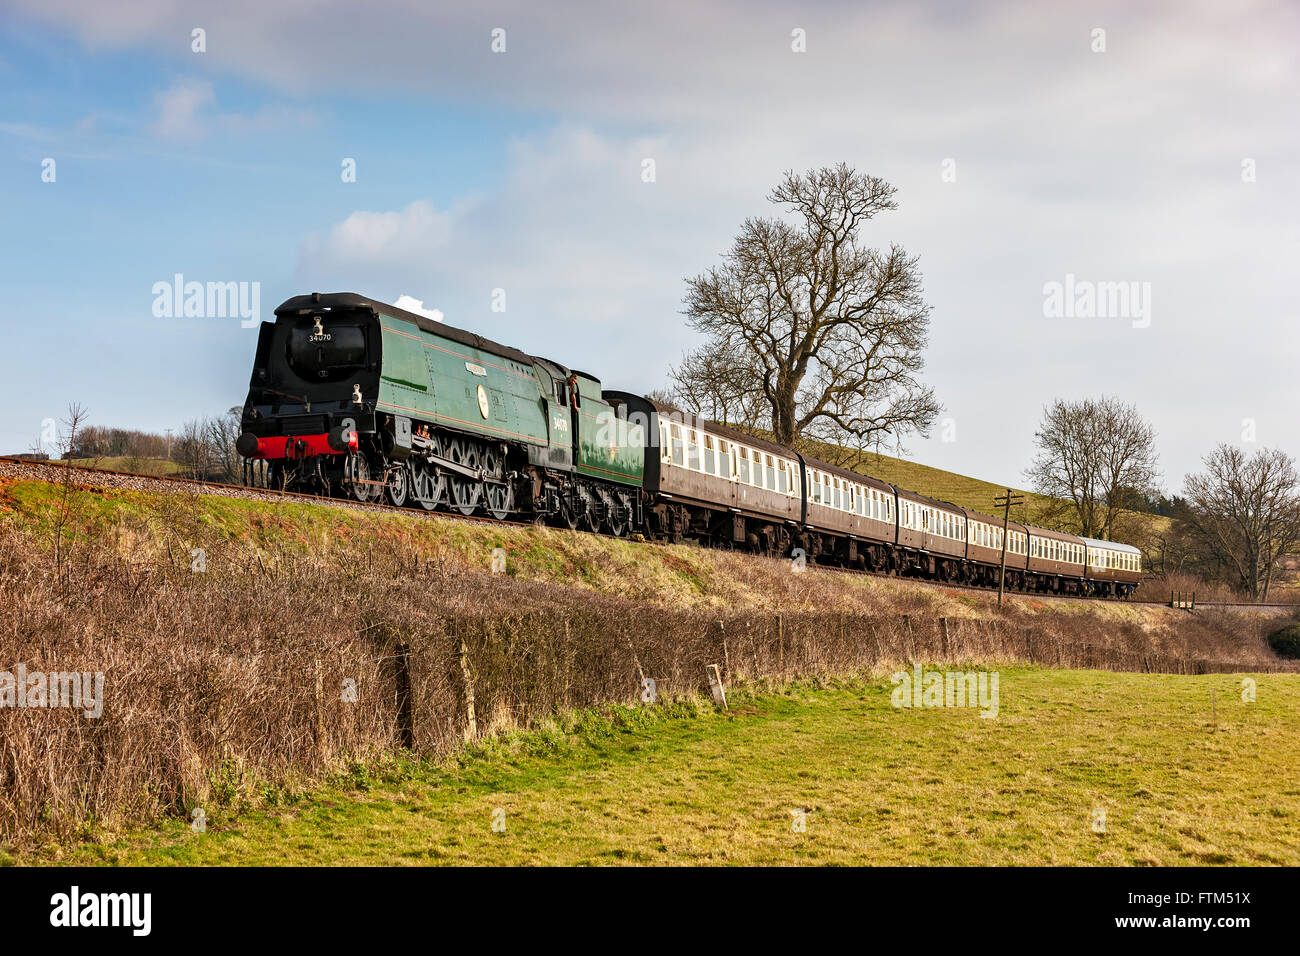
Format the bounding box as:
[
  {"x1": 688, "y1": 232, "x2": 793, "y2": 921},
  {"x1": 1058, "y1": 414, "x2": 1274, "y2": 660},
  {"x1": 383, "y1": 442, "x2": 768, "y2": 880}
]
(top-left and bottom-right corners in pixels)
[
  {"x1": 672, "y1": 163, "x2": 940, "y2": 452},
  {"x1": 204, "y1": 406, "x2": 243, "y2": 483},
  {"x1": 1025, "y1": 396, "x2": 1160, "y2": 539},
  {"x1": 1180, "y1": 444, "x2": 1300, "y2": 600},
  {"x1": 175, "y1": 419, "x2": 211, "y2": 480},
  {"x1": 70, "y1": 425, "x2": 169, "y2": 460},
  {"x1": 640, "y1": 388, "x2": 676, "y2": 409}
]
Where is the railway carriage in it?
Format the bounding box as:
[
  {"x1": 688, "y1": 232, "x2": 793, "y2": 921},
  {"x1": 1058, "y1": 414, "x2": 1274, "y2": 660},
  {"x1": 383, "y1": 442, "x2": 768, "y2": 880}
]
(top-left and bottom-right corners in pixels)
[
  {"x1": 1026, "y1": 527, "x2": 1087, "y2": 593},
  {"x1": 895, "y1": 489, "x2": 968, "y2": 582},
  {"x1": 603, "y1": 392, "x2": 800, "y2": 552},
  {"x1": 1082, "y1": 537, "x2": 1141, "y2": 598},
  {"x1": 963, "y1": 509, "x2": 1030, "y2": 589},
  {"x1": 797, "y1": 454, "x2": 898, "y2": 571}
]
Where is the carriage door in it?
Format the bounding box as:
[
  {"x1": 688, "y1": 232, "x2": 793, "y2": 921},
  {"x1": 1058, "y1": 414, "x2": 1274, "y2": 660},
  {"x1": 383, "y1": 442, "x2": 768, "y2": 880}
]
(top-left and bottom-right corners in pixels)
[{"x1": 921, "y1": 507, "x2": 931, "y2": 551}]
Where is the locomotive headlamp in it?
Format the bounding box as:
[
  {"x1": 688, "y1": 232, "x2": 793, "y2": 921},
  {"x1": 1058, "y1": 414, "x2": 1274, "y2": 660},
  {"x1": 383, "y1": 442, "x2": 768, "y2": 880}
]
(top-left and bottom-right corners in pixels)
[{"x1": 352, "y1": 384, "x2": 363, "y2": 405}]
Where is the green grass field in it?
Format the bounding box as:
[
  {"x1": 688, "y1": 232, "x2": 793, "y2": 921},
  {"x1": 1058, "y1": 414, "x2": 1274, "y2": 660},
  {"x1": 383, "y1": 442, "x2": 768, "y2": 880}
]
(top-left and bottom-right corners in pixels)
[
  {"x1": 65, "y1": 456, "x2": 184, "y2": 476},
  {"x1": 43, "y1": 667, "x2": 1300, "y2": 867}
]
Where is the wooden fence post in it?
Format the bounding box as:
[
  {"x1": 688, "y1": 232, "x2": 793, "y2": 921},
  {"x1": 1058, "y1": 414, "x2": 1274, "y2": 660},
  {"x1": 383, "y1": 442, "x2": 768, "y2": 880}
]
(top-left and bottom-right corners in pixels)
[{"x1": 459, "y1": 636, "x2": 477, "y2": 741}]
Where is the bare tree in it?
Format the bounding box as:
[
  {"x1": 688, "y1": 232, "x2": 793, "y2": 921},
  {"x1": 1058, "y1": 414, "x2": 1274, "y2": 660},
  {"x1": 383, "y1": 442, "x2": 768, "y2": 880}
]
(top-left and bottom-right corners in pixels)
[
  {"x1": 51, "y1": 403, "x2": 89, "y2": 579},
  {"x1": 667, "y1": 342, "x2": 766, "y2": 429},
  {"x1": 175, "y1": 418, "x2": 211, "y2": 480},
  {"x1": 1025, "y1": 396, "x2": 1160, "y2": 539},
  {"x1": 204, "y1": 406, "x2": 244, "y2": 484},
  {"x1": 673, "y1": 163, "x2": 940, "y2": 451},
  {"x1": 1180, "y1": 444, "x2": 1300, "y2": 600}
]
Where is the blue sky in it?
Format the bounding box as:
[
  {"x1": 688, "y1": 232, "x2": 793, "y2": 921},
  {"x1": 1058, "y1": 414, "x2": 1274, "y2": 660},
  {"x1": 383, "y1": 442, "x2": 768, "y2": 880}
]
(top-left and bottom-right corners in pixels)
[{"x1": 2, "y1": 0, "x2": 1297, "y2": 491}]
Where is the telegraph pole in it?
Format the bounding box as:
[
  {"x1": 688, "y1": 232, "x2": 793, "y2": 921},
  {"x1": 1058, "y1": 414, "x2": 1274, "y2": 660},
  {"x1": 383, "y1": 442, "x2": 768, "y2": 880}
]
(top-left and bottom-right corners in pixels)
[{"x1": 994, "y1": 489, "x2": 1025, "y2": 605}]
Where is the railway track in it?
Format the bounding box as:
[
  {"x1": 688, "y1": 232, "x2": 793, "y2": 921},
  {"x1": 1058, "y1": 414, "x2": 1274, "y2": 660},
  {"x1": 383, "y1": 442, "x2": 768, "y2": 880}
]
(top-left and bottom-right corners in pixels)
[{"x1": 3, "y1": 455, "x2": 1293, "y2": 612}]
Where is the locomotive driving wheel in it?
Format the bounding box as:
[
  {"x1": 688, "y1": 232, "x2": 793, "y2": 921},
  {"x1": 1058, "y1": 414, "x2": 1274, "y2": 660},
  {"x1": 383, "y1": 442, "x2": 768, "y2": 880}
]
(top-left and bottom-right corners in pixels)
[
  {"x1": 410, "y1": 460, "x2": 446, "y2": 511},
  {"x1": 482, "y1": 446, "x2": 513, "y2": 520},
  {"x1": 446, "y1": 437, "x2": 483, "y2": 516}
]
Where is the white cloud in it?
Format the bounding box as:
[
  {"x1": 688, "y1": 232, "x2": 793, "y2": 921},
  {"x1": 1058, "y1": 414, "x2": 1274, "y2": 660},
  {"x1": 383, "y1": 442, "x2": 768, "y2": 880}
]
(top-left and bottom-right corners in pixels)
[
  {"x1": 298, "y1": 200, "x2": 454, "y2": 266},
  {"x1": 151, "y1": 78, "x2": 215, "y2": 138},
  {"x1": 150, "y1": 77, "x2": 316, "y2": 139},
  {"x1": 393, "y1": 295, "x2": 444, "y2": 322}
]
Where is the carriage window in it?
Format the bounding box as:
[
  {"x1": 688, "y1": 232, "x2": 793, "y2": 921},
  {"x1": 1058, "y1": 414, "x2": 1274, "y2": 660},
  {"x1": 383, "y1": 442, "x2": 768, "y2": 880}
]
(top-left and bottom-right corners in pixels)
[
  {"x1": 686, "y1": 430, "x2": 700, "y2": 470},
  {"x1": 670, "y1": 424, "x2": 684, "y2": 466},
  {"x1": 704, "y1": 435, "x2": 715, "y2": 475},
  {"x1": 660, "y1": 423, "x2": 670, "y2": 461},
  {"x1": 777, "y1": 461, "x2": 788, "y2": 494},
  {"x1": 738, "y1": 449, "x2": 750, "y2": 484},
  {"x1": 718, "y1": 440, "x2": 729, "y2": 475}
]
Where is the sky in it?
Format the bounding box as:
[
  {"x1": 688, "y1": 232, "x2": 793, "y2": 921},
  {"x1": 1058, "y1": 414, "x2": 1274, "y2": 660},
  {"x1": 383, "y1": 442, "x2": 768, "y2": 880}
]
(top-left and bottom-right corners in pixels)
[{"x1": 1, "y1": 0, "x2": 1296, "y2": 493}]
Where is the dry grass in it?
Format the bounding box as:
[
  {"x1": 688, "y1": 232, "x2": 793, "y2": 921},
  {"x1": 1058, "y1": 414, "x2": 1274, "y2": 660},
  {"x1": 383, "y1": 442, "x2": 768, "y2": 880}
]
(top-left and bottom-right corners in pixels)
[{"x1": 0, "y1": 475, "x2": 1293, "y2": 850}]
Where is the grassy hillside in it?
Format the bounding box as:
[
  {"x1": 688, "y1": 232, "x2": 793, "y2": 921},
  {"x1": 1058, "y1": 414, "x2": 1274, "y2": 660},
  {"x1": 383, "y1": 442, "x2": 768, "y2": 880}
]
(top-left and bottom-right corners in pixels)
[
  {"x1": 43, "y1": 669, "x2": 1300, "y2": 866},
  {"x1": 845, "y1": 448, "x2": 1043, "y2": 515}
]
